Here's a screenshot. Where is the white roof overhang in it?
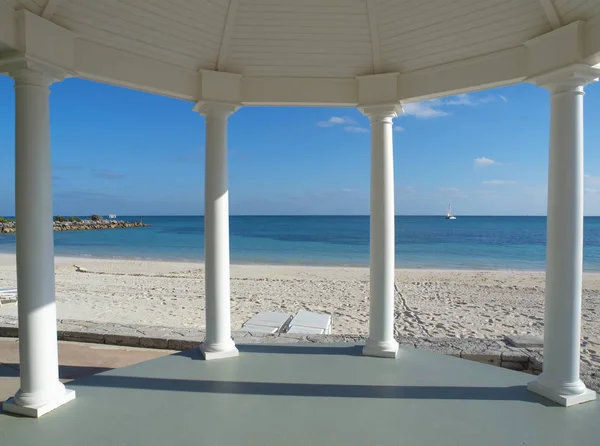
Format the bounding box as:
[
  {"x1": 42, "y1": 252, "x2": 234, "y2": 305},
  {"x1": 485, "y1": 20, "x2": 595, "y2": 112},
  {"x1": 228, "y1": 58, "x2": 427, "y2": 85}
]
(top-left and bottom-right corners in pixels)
[{"x1": 0, "y1": 1, "x2": 599, "y2": 106}]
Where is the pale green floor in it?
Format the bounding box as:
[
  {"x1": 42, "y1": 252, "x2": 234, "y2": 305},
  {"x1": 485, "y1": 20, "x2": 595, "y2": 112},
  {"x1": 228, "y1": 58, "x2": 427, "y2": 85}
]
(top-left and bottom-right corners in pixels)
[{"x1": 1, "y1": 344, "x2": 599, "y2": 445}]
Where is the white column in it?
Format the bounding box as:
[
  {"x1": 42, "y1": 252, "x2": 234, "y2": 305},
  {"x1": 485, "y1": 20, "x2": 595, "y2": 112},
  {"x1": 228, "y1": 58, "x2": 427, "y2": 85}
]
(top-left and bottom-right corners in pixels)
[
  {"x1": 528, "y1": 65, "x2": 599, "y2": 407},
  {"x1": 361, "y1": 104, "x2": 402, "y2": 358},
  {"x1": 195, "y1": 101, "x2": 239, "y2": 360},
  {"x1": 2, "y1": 68, "x2": 75, "y2": 418}
]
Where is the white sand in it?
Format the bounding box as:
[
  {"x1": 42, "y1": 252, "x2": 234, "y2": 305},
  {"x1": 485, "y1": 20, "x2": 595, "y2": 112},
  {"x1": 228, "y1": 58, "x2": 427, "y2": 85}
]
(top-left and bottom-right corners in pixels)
[{"x1": 0, "y1": 253, "x2": 599, "y2": 368}]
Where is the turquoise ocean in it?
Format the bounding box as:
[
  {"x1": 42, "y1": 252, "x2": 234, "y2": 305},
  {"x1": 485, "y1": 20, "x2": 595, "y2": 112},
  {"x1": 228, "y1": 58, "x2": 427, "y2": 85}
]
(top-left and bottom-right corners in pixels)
[{"x1": 1, "y1": 216, "x2": 600, "y2": 271}]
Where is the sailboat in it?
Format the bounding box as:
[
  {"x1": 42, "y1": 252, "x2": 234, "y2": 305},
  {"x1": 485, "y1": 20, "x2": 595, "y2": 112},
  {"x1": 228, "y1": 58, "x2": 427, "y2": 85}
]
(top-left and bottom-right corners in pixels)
[{"x1": 445, "y1": 205, "x2": 457, "y2": 220}]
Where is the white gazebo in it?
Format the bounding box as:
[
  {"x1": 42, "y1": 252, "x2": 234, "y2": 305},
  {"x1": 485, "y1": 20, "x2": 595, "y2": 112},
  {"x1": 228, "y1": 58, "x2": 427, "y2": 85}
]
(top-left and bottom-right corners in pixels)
[{"x1": 1, "y1": 0, "x2": 599, "y2": 418}]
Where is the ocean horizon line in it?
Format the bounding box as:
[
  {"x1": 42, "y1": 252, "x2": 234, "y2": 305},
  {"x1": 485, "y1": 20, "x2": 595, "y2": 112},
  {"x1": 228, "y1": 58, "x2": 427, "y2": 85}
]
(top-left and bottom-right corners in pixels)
[
  {"x1": 2, "y1": 215, "x2": 600, "y2": 271},
  {"x1": 10, "y1": 214, "x2": 573, "y2": 217},
  {"x1": 46, "y1": 214, "x2": 600, "y2": 220},
  {"x1": 6, "y1": 213, "x2": 600, "y2": 217}
]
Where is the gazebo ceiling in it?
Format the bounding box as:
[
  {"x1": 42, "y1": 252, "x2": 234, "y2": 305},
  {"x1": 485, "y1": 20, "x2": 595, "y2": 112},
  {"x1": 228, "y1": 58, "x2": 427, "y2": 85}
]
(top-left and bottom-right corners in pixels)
[
  {"x1": 12, "y1": 0, "x2": 600, "y2": 77},
  {"x1": 1, "y1": 0, "x2": 600, "y2": 105}
]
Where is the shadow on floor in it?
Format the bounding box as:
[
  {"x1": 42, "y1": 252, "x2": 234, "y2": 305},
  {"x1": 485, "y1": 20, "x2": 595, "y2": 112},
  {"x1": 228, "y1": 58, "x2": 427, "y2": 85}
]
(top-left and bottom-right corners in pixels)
[
  {"x1": 236, "y1": 344, "x2": 364, "y2": 356},
  {"x1": 2, "y1": 346, "x2": 558, "y2": 408},
  {"x1": 0, "y1": 364, "x2": 113, "y2": 379},
  {"x1": 73, "y1": 374, "x2": 555, "y2": 406},
  {"x1": 67, "y1": 347, "x2": 555, "y2": 406}
]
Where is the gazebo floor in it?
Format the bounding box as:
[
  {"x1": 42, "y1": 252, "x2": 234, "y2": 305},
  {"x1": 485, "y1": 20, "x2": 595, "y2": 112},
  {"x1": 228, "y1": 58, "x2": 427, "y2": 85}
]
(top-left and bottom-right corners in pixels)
[{"x1": 1, "y1": 343, "x2": 599, "y2": 445}]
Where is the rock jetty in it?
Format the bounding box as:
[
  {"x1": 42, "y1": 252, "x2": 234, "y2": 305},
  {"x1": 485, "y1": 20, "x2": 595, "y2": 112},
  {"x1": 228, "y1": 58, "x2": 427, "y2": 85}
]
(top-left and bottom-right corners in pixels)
[{"x1": 0, "y1": 219, "x2": 148, "y2": 234}]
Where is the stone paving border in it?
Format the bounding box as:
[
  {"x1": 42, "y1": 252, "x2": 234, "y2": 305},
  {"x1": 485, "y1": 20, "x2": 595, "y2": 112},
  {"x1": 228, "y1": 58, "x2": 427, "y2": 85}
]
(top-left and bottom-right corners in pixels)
[{"x1": 0, "y1": 315, "x2": 597, "y2": 391}]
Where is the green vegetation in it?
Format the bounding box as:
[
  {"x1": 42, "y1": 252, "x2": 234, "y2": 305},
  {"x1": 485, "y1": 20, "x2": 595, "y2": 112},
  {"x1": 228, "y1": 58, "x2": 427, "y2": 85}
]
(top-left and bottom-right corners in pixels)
[
  {"x1": 52, "y1": 216, "x2": 83, "y2": 223},
  {"x1": 1, "y1": 215, "x2": 145, "y2": 234}
]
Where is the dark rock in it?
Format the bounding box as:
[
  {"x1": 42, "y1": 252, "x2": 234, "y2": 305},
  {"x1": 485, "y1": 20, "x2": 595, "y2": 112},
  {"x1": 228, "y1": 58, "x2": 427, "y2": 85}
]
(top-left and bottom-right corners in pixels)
[
  {"x1": 1, "y1": 219, "x2": 149, "y2": 234},
  {"x1": 501, "y1": 361, "x2": 526, "y2": 371}
]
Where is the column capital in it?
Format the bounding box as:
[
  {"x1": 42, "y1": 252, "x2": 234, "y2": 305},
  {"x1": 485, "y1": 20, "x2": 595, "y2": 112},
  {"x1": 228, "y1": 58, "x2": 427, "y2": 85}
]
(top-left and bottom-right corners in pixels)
[
  {"x1": 359, "y1": 104, "x2": 403, "y2": 122},
  {"x1": 11, "y1": 68, "x2": 55, "y2": 88},
  {"x1": 529, "y1": 63, "x2": 600, "y2": 93},
  {"x1": 193, "y1": 100, "x2": 240, "y2": 118},
  {"x1": 0, "y1": 55, "x2": 67, "y2": 87}
]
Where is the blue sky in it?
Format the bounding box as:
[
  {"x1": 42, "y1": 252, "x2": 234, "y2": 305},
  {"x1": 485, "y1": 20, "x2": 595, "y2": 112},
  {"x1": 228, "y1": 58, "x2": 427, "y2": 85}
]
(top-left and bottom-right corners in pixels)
[{"x1": 1, "y1": 75, "x2": 600, "y2": 216}]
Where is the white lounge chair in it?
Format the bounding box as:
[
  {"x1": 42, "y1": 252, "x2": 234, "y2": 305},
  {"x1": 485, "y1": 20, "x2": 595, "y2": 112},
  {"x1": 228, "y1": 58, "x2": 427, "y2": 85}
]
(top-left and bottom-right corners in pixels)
[
  {"x1": 241, "y1": 312, "x2": 293, "y2": 334},
  {"x1": 0, "y1": 288, "x2": 17, "y2": 307},
  {"x1": 286, "y1": 310, "x2": 332, "y2": 335}
]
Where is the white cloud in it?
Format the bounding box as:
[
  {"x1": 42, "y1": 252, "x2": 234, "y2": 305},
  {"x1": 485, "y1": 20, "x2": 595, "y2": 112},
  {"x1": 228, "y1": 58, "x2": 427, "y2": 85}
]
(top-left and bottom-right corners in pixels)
[
  {"x1": 585, "y1": 176, "x2": 600, "y2": 194},
  {"x1": 402, "y1": 100, "x2": 450, "y2": 118},
  {"x1": 585, "y1": 174, "x2": 600, "y2": 187},
  {"x1": 317, "y1": 116, "x2": 368, "y2": 133},
  {"x1": 399, "y1": 186, "x2": 415, "y2": 194},
  {"x1": 445, "y1": 93, "x2": 495, "y2": 106},
  {"x1": 474, "y1": 157, "x2": 498, "y2": 166},
  {"x1": 393, "y1": 125, "x2": 404, "y2": 132},
  {"x1": 444, "y1": 94, "x2": 477, "y2": 106},
  {"x1": 439, "y1": 187, "x2": 460, "y2": 192},
  {"x1": 344, "y1": 126, "x2": 369, "y2": 133},
  {"x1": 341, "y1": 188, "x2": 354, "y2": 193},
  {"x1": 402, "y1": 93, "x2": 502, "y2": 119},
  {"x1": 482, "y1": 180, "x2": 518, "y2": 185},
  {"x1": 317, "y1": 116, "x2": 356, "y2": 127},
  {"x1": 583, "y1": 175, "x2": 600, "y2": 197},
  {"x1": 499, "y1": 95, "x2": 508, "y2": 103}
]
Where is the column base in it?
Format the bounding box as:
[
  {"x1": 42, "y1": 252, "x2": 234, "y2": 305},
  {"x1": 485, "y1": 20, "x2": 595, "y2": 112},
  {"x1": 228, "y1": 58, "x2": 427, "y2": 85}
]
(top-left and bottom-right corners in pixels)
[
  {"x1": 527, "y1": 378, "x2": 596, "y2": 407},
  {"x1": 3, "y1": 388, "x2": 76, "y2": 418},
  {"x1": 200, "y1": 341, "x2": 239, "y2": 361},
  {"x1": 362, "y1": 338, "x2": 399, "y2": 358}
]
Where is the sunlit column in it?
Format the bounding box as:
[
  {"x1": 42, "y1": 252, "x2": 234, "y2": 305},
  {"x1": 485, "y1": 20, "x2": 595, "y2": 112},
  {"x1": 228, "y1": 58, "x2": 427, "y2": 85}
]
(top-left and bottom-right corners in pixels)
[
  {"x1": 361, "y1": 104, "x2": 402, "y2": 358},
  {"x1": 528, "y1": 64, "x2": 599, "y2": 407},
  {"x1": 2, "y1": 67, "x2": 75, "y2": 418},
  {"x1": 195, "y1": 101, "x2": 239, "y2": 360}
]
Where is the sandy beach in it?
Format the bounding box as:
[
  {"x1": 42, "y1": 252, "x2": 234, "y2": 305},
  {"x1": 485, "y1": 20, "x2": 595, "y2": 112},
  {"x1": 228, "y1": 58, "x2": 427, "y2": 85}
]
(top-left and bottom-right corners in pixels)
[{"x1": 0, "y1": 253, "x2": 599, "y2": 368}]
